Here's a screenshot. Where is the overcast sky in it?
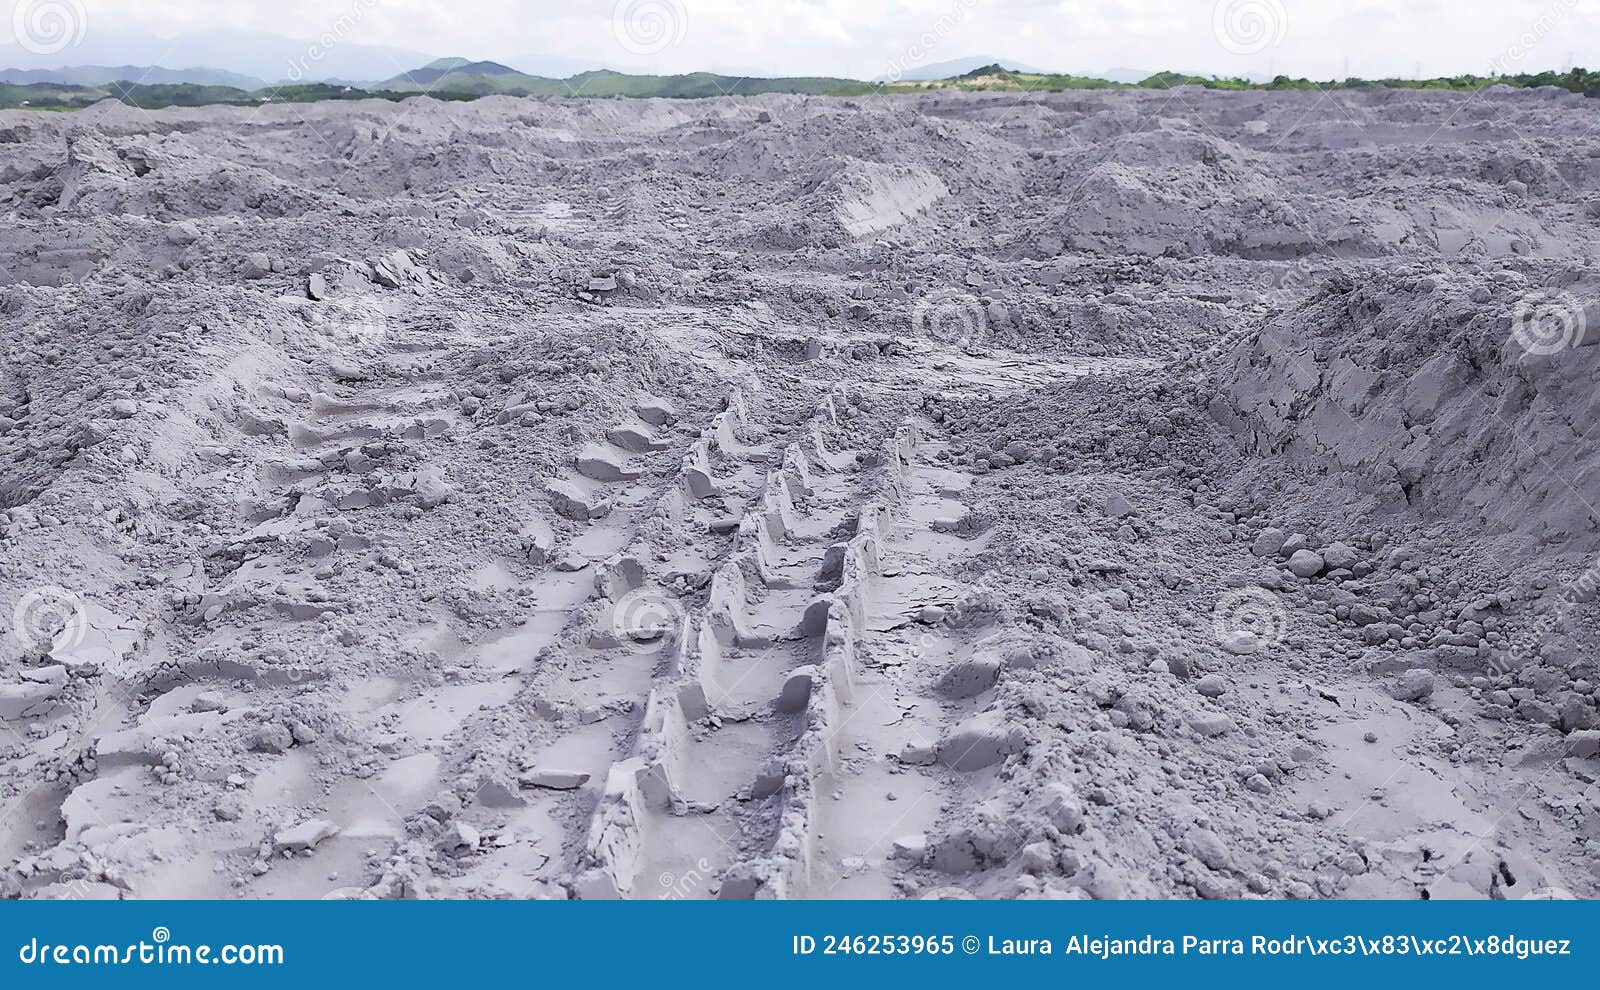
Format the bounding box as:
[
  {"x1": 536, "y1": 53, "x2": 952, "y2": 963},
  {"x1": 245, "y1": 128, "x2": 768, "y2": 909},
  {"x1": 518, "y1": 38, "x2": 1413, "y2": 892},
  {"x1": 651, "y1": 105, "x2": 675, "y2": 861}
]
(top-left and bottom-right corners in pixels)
[{"x1": 3, "y1": 0, "x2": 1595, "y2": 80}]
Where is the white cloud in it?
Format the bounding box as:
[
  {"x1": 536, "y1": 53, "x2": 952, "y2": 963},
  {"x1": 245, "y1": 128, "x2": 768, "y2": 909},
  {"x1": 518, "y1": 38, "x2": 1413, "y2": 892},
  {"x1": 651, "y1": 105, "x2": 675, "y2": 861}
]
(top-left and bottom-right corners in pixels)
[{"x1": 8, "y1": 0, "x2": 1597, "y2": 80}]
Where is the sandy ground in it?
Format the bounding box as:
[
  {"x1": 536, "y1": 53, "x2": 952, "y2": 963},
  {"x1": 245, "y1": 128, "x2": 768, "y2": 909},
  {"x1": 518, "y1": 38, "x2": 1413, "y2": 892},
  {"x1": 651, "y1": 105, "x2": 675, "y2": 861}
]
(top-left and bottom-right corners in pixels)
[{"x1": 0, "y1": 85, "x2": 1597, "y2": 901}]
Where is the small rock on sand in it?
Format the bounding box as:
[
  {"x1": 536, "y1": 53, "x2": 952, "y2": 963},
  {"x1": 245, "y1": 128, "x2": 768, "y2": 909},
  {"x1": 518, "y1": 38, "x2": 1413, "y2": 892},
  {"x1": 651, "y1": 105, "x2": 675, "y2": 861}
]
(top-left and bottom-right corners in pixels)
[
  {"x1": 1286, "y1": 549, "x2": 1325, "y2": 578},
  {"x1": 1186, "y1": 828, "x2": 1232, "y2": 871},
  {"x1": 1188, "y1": 712, "x2": 1235, "y2": 737},
  {"x1": 899, "y1": 739, "x2": 937, "y2": 766},
  {"x1": 274, "y1": 819, "x2": 339, "y2": 853},
  {"x1": 1390, "y1": 668, "x2": 1436, "y2": 702},
  {"x1": 520, "y1": 768, "x2": 591, "y2": 790},
  {"x1": 1321, "y1": 542, "x2": 1359, "y2": 570},
  {"x1": 1251, "y1": 528, "x2": 1287, "y2": 557}
]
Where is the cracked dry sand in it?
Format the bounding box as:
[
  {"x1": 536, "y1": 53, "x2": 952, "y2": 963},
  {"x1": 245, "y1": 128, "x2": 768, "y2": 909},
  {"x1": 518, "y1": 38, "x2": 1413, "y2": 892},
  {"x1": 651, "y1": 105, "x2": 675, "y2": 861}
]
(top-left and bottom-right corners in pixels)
[{"x1": 0, "y1": 85, "x2": 1597, "y2": 901}]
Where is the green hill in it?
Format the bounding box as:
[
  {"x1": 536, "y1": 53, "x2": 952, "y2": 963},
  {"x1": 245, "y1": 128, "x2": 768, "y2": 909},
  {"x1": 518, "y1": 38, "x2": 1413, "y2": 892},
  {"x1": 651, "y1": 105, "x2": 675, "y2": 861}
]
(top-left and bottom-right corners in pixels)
[
  {"x1": 381, "y1": 59, "x2": 531, "y2": 93},
  {"x1": 2, "y1": 63, "x2": 1593, "y2": 112},
  {"x1": 879, "y1": 64, "x2": 1598, "y2": 95},
  {"x1": 373, "y1": 64, "x2": 867, "y2": 98}
]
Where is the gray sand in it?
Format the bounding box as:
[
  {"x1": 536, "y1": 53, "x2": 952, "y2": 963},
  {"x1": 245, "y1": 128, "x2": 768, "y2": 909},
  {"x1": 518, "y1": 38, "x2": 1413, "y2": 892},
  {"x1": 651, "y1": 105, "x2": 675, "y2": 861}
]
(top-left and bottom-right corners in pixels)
[{"x1": 0, "y1": 86, "x2": 1596, "y2": 901}]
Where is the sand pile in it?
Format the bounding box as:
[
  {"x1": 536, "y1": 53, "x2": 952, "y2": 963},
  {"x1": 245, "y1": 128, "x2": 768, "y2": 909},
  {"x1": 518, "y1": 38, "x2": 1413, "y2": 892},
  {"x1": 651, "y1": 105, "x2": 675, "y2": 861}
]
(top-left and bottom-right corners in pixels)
[{"x1": 1209, "y1": 263, "x2": 1600, "y2": 549}]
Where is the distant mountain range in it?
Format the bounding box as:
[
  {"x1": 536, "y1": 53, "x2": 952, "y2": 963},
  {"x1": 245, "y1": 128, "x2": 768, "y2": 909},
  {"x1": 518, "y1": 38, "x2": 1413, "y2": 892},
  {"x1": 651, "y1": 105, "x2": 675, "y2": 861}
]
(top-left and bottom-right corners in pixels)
[
  {"x1": 881, "y1": 56, "x2": 1050, "y2": 81},
  {"x1": 374, "y1": 59, "x2": 861, "y2": 98},
  {"x1": 380, "y1": 58, "x2": 523, "y2": 90},
  {"x1": 877, "y1": 59, "x2": 1264, "y2": 86},
  {"x1": 1, "y1": 40, "x2": 1060, "y2": 89},
  {"x1": 0, "y1": 27, "x2": 433, "y2": 85},
  {"x1": 2, "y1": 47, "x2": 1591, "y2": 112},
  {"x1": 0, "y1": 65, "x2": 267, "y2": 89},
  {"x1": 0, "y1": 54, "x2": 1227, "y2": 95}
]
